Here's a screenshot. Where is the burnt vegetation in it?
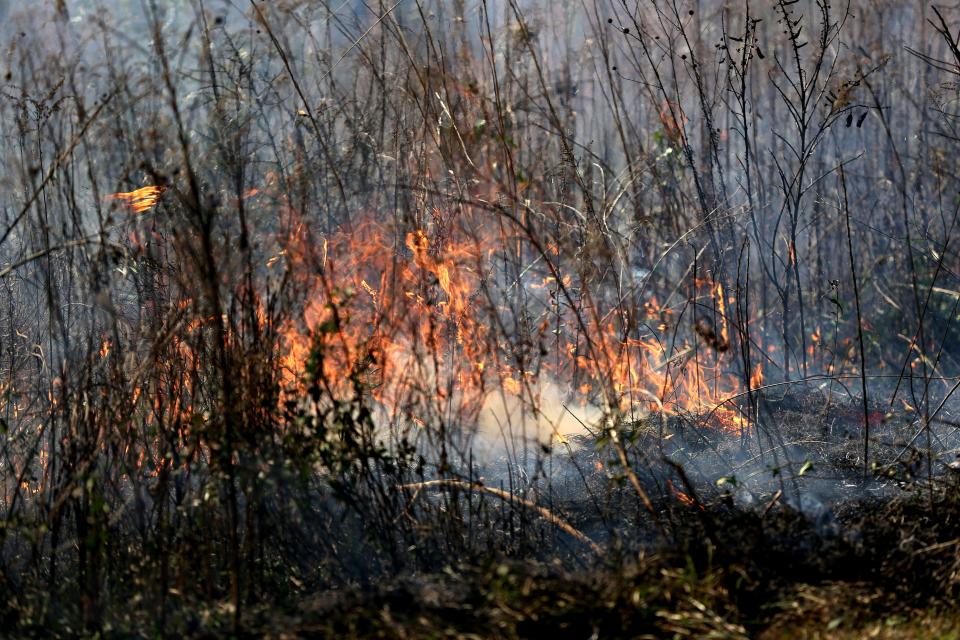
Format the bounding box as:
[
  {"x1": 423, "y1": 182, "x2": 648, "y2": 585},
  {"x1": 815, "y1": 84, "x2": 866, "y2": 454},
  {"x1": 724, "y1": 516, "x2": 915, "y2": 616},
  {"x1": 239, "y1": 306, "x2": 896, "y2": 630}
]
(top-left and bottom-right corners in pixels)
[{"x1": 1, "y1": 0, "x2": 960, "y2": 637}]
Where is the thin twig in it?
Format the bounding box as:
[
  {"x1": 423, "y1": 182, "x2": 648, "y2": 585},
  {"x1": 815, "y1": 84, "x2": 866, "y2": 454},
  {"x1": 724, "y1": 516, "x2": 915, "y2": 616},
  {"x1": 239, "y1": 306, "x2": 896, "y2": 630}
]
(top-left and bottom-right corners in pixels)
[{"x1": 398, "y1": 479, "x2": 602, "y2": 555}]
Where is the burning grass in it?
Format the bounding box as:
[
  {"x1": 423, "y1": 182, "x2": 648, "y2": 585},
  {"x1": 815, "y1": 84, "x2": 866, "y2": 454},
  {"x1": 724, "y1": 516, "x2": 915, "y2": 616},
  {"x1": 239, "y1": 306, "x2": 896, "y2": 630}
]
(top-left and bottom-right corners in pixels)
[
  {"x1": 1, "y1": 0, "x2": 960, "y2": 637},
  {"x1": 106, "y1": 185, "x2": 165, "y2": 214}
]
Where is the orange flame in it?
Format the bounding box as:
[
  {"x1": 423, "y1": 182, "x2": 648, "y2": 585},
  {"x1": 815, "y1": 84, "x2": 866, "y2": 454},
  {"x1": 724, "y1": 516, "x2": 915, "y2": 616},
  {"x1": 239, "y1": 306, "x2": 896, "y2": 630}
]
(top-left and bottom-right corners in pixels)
[
  {"x1": 749, "y1": 362, "x2": 763, "y2": 389},
  {"x1": 715, "y1": 282, "x2": 730, "y2": 348},
  {"x1": 668, "y1": 480, "x2": 703, "y2": 509},
  {"x1": 276, "y1": 212, "x2": 757, "y2": 437},
  {"x1": 107, "y1": 185, "x2": 164, "y2": 213}
]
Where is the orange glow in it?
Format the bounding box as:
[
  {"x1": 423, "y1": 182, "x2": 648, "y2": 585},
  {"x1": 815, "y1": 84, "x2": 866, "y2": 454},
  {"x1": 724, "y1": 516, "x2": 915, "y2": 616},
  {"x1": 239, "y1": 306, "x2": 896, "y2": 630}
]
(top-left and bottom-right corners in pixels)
[
  {"x1": 749, "y1": 362, "x2": 763, "y2": 389},
  {"x1": 668, "y1": 480, "x2": 702, "y2": 509},
  {"x1": 276, "y1": 216, "x2": 489, "y2": 417},
  {"x1": 715, "y1": 282, "x2": 730, "y2": 348},
  {"x1": 107, "y1": 185, "x2": 164, "y2": 213},
  {"x1": 274, "y1": 212, "x2": 756, "y2": 437}
]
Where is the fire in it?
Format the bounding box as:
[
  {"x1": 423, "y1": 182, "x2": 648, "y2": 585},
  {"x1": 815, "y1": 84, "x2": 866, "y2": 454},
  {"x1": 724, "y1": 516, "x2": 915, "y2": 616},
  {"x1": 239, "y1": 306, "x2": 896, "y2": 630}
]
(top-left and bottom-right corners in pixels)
[
  {"x1": 106, "y1": 185, "x2": 164, "y2": 213},
  {"x1": 715, "y1": 281, "x2": 730, "y2": 348},
  {"x1": 503, "y1": 377, "x2": 522, "y2": 395},
  {"x1": 275, "y1": 211, "x2": 758, "y2": 438},
  {"x1": 750, "y1": 362, "x2": 763, "y2": 388},
  {"x1": 276, "y1": 217, "x2": 490, "y2": 418},
  {"x1": 668, "y1": 480, "x2": 702, "y2": 509}
]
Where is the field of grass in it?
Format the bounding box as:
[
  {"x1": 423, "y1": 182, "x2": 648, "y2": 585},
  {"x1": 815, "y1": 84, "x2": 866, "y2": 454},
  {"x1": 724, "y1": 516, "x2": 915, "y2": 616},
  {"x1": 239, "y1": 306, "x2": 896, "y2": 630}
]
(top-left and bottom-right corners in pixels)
[{"x1": 0, "y1": 0, "x2": 958, "y2": 636}]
